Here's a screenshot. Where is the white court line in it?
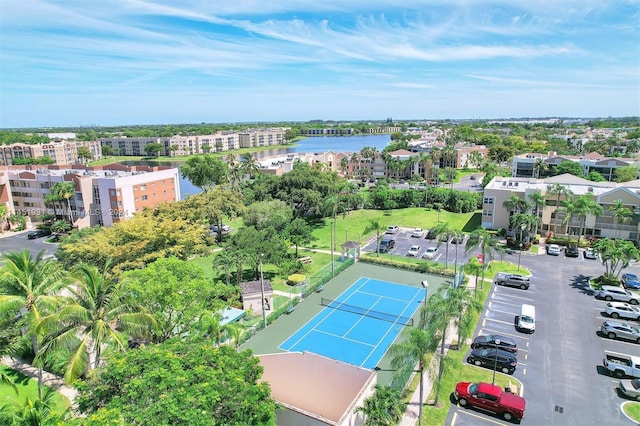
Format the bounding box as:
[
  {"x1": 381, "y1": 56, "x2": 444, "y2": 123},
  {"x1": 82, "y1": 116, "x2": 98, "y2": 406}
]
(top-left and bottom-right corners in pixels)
[{"x1": 312, "y1": 328, "x2": 376, "y2": 347}]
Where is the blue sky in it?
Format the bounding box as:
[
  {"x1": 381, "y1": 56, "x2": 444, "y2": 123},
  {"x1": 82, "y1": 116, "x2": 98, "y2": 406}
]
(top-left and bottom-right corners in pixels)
[{"x1": 1, "y1": 1, "x2": 638, "y2": 128}]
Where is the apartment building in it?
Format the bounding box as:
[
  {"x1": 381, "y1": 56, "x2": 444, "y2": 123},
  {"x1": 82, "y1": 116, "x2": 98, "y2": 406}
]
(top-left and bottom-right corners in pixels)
[
  {"x1": 512, "y1": 152, "x2": 640, "y2": 181},
  {"x1": 0, "y1": 140, "x2": 102, "y2": 166},
  {"x1": 301, "y1": 128, "x2": 355, "y2": 136},
  {"x1": 482, "y1": 174, "x2": 640, "y2": 244},
  {"x1": 238, "y1": 128, "x2": 285, "y2": 149},
  {"x1": 0, "y1": 164, "x2": 180, "y2": 229},
  {"x1": 99, "y1": 137, "x2": 166, "y2": 156}
]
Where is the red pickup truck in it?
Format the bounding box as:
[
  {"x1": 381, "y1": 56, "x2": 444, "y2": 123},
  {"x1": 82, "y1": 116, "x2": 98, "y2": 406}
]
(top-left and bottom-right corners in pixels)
[{"x1": 454, "y1": 381, "x2": 526, "y2": 422}]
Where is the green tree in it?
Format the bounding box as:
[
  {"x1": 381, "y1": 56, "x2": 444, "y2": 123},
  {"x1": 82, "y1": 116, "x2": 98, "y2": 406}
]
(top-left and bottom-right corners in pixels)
[
  {"x1": 183, "y1": 188, "x2": 245, "y2": 243},
  {"x1": 355, "y1": 385, "x2": 406, "y2": 426},
  {"x1": 546, "y1": 183, "x2": 574, "y2": 233},
  {"x1": 614, "y1": 166, "x2": 639, "y2": 183},
  {"x1": 465, "y1": 227, "x2": 503, "y2": 288},
  {"x1": 223, "y1": 322, "x2": 245, "y2": 352},
  {"x1": 240, "y1": 153, "x2": 260, "y2": 179},
  {"x1": 593, "y1": 238, "x2": 640, "y2": 279},
  {"x1": 76, "y1": 146, "x2": 93, "y2": 164},
  {"x1": 121, "y1": 258, "x2": 231, "y2": 343},
  {"x1": 37, "y1": 261, "x2": 156, "y2": 383},
  {"x1": 561, "y1": 195, "x2": 603, "y2": 242},
  {"x1": 213, "y1": 250, "x2": 236, "y2": 286},
  {"x1": 286, "y1": 218, "x2": 316, "y2": 258},
  {"x1": 243, "y1": 200, "x2": 292, "y2": 232},
  {"x1": 587, "y1": 170, "x2": 606, "y2": 182},
  {"x1": 432, "y1": 222, "x2": 456, "y2": 269},
  {"x1": 50, "y1": 219, "x2": 71, "y2": 237},
  {"x1": 551, "y1": 160, "x2": 584, "y2": 177},
  {"x1": 609, "y1": 200, "x2": 633, "y2": 239},
  {"x1": 144, "y1": 142, "x2": 162, "y2": 157},
  {"x1": 0, "y1": 250, "x2": 66, "y2": 397},
  {"x1": 75, "y1": 340, "x2": 277, "y2": 425},
  {"x1": 0, "y1": 388, "x2": 70, "y2": 425},
  {"x1": 488, "y1": 146, "x2": 514, "y2": 163},
  {"x1": 388, "y1": 327, "x2": 432, "y2": 425},
  {"x1": 180, "y1": 154, "x2": 229, "y2": 191},
  {"x1": 50, "y1": 181, "x2": 75, "y2": 223},
  {"x1": 362, "y1": 219, "x2": 386, "y2": 257},
  {"x1": 527, "y1": 190, "x2": 545, "y2": 235}
]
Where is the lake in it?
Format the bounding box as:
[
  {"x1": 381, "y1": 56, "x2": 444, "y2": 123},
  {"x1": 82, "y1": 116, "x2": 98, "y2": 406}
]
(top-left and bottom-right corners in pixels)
[{"x1": 120, "y1": 134, "x2": 391, "y2": 197}]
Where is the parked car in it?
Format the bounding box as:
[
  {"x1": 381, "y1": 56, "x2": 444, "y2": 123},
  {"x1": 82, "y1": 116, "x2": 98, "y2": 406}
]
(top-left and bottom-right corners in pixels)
[
  {"x1": 467, "y1": 348, "x2": 518, "y2": 374},
  {"x1": 210, "y1": 224, "x2": 231, "y2": 233},
  {"x1": 584, "y1": 248, "x2": 597, "y2": 259},
  {"x1": 600, "y1": 321, "x2": 640, "y2": 343},
  {"x1": 597, "y1": 285, "x2": 640, "y2": 305},
  {"x1": 407, "y1": 245, "x2": 421, "y2": 257},
  {"x1": 27, "y1": 229, "x2": 52, "y2": 239},
  {"x1": 546, "y1": 244, "x2": 561, "y2": 256},
  {"x1": 385, "y1": 225, "x2": 399, "y2": 234},
  {"x1": 451, "y1": 235, "x2": 464, "y2": 244},
  {"x1": 605, "y1": 302, "x2": 640, "y2": 321},
  {"x1": 603, "y1": 350, "x2": 640, "y2": 378},
  {"x1": 622, "y1": 273, "x2": 640, "y2": 290},
  {"x1": 422, "y1": 247, "x2": 439, "y2": 260},
  {"x1": 494, "y1": 273, "x2": 530, "y2": 290},
  {"x1": 565, "y1": 245, "x2": 579, "y2": 257},
  {"x1": 378, "y1": 237, "x2": 395, "y2": 253},
  {"x1": 425, "y1": 229, "x2": 437, "y2": 239},
  {"x1": 471, "y1": 334, "x2": 518, "y2": 354},
  {"x1": 411, "y1": 228, "x2": 424, "y2": 238},
  {"x1": 454, "y1": 381, "x2": 526, "y2": 422},
  {"x1": 619, "y1": 378, "x2": 640, "y2": 401}
]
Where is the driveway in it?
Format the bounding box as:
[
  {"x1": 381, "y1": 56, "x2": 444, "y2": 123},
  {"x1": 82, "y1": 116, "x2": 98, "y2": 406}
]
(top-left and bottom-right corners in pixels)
[
  {"x1": 0, "y1": 231, "x2": 58, "y2": 265},
  {"x1": 448, "y1": 249, "x2": 637, "y2": 425}
]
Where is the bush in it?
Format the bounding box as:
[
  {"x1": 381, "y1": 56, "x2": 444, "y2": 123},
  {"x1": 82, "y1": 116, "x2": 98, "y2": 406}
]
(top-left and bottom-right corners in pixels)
[
  {"x1": 287, "y1": 274, "x2": 306, "y2": 286},
  {"x1": 359, "y1": 256, "x2": 455, "y2": 277}
]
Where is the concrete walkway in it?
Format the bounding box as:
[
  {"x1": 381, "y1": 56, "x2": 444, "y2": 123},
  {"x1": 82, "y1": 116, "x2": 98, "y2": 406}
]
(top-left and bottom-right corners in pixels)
[
  {"x1": 1, "y1": 357, "x2": 77, "y2": 403},
  {"x1": 398, "y1": 275, "x2": 482, "y2": 426}
]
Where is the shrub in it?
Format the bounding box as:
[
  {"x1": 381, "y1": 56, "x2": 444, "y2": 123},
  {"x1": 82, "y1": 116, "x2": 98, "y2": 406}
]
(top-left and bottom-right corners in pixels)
[
  {"x1": 287, "y1": 274, "x2": 306, "y2": 286},
  {"x1": 359, "y1": 256, "x2": 455, "y2": 277}
]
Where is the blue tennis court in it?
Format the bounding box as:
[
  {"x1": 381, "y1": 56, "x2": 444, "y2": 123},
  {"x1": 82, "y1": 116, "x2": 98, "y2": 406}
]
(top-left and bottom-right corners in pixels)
[{"x1": 279, "y1": 277, "x2": 425, "y2": 369}]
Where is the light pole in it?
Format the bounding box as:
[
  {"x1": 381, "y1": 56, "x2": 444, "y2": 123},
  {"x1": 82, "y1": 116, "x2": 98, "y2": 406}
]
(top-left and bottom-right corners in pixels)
[
  {"x1": 259, "y1": 253, "x2": 267, "y2": 328},
  {"x1": 421, "y1": 280, "x2": 429, "y2": 307},
  {"x1": 517, "y1": 243, "x2": 523, "y2": 271},
  {"x1": 492, "y1": 339, "x2": 501, "y2": 385}
]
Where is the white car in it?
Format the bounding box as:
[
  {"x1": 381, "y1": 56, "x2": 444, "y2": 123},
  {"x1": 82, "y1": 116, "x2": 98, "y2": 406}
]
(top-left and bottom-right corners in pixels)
[
  {"x1": 422, "y1": 247, "x2": 439, "y2": 260},
  {"x1": 605, "y1": 302, "x2": 640, "y2": 321},
  {"x1": 598, "y1": 286, "x2": 640, "y2": 305},
  {"x1": 546, "y1": 244, "x2": 561, "y2": 256},
  {"x1": 386, "y1": 225, "x2": 400, "y2": 234},
  {"x1": 584, "y1": 248, "x2": 597, "y2": 259},
  {"x1": 411, "y1": 228, "x2": 424, "y2": 238},
  {"x1": 619, "y1": 378, "x2": 640, "y2": 401},
  {"x1": 407, "y1": 245, "x2": 421, "y2": 257}
]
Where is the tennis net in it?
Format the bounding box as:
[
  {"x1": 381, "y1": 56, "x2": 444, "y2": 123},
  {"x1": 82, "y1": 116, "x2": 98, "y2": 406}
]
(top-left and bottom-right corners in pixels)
[{"x1": 320, "y1": 297, "x2": 413, "y2": 326}]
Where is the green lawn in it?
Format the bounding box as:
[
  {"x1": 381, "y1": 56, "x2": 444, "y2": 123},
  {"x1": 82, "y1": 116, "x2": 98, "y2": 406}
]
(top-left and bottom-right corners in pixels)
[
  {"x1": 623, "y1": 402, "x2": 640, "y2": 422},
  {"x1": 0, "y1": 366, "x2": 70, "y2": 415}
]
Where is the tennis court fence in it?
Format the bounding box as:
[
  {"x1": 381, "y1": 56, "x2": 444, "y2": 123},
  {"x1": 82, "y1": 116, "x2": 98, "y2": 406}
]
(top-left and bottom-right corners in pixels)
[{"x1": 320, "y1": 297, "x2": 414, "y2": 326}]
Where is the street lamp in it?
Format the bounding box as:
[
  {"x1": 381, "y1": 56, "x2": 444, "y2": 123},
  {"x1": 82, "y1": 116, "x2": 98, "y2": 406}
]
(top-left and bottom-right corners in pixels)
[
  {"x1": 421, "y1": 280, "x2": 429, "y2": 307},
  {"x1": 492, "y1": 339, "x2": 501, "y2": 385},
  {"x1": 517, "y1": 243, "x2": 523, "y2": 271},
  {"x1": 259, "y1": 253, "x2": 267, "y2": 328}
]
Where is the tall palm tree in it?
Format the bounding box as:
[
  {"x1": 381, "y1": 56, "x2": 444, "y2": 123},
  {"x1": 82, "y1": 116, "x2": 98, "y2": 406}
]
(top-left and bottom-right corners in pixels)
[
  {"x1": 0, "y1": 250, "x2": 66, "y2": 397},
  {"x1": 388, "y1": 327, "x2": 432, "y2": 425},
  {"x1": 355, "y1": 384, "x2": 405, "y2": 426},
  {"x1": 527, "y1": 190, "x2": 545, "y2": 235},
  {"x1": 50, "y1": 181, "x2": 75, "y2": 224},
  {"x1": 546, "y1": 183, "x2": 574, "y2": 233},
  {"x1": 36, "y1": 261, "x2": 156, "y2": 383},
  {"x1": 561, "y1": 195, "x2": 603, "y2": 243},
  {"x1": 0, "y1": 388, "x2": 69, "y2": 426},
  {"x1": 533, "y1": 158, "x2": 549, "y2": 178},
  {"x1": 240, "y1": 153, "x2": 260, "y2": 179},
  {"x1": 465, "y1": 227, "x2": 503, "y2": 289},
  {"x1": 223, "y1": 322, "x2": 245, "y2": 352},
  {"x1": 213, "y1": 250, "x2": 235, "y2": 286},
  {"x1": 464, "y1": 257, "x2": 484, "y2": 299},
  {"x1": 362, "y1": 219, "x2": 386, "y2": 257},
  {"x1": 609, "y1": 200, "x2": 633, "y2": 238},
  {"x1": 432, "y1": 222, "x2": 455, "y2": 269}
]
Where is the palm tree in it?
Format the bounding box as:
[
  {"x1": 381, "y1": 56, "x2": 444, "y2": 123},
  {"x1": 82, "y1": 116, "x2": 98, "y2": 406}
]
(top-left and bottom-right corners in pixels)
[
  {"x1": 223, "y1": 322, "x2": 245, "y2": 352},
  {"x1": 362, "y1": 219, "x2": 386, "y2": 257},
  {"x1": 561, "y1": 195, "x2": 603, "y2": 243},
  {"x1": 213, "y1": 250, "x2": 235, "y2": 286},
  {"x1": 464, "y1": 257, "x2": 484, "y2": 298},
  {"x1": 609, "y1": 200, "x2": 633, "y2": 238},
  {"x1": 546, "y1": 183, "x2": 574, "y2": 233},
  {"x1": 355, "y1": 384, "x2": 405, "y2": 426},
  {"x1": 50, "y1": 181, "x2": 75, "y2": 224},
  {"x1": 0, "y1": 388, "x2": 69, "y2": 426},
  {"x1": 195, "y1": 310, "x2": 223, "y2": 346},
  {"x1": 0, "y1": 250, "x2": 66, "y2": 397},
  {"x1": 465, "y1": 227, "x2": 503, "y2": 289},
  {"x1": 432, "y1": 222, "x2": 455, "y2": 269},
  {"x1": 240, "y1": 153, "x2": 260, "y2": 179},
  {"x1": 339, "y1": 156, "x2": 350, "y2": 177},
  {"x1": 533, "y1": 158, "x2": 549, "y2": 178},
  {"x1": 527, "y1": 190, "x2": 545, "y2": 235},
  {"x1": 36, "y1": 261, "x2": 156, "y2": 383},
  {"x1": 388, "y1": 327, "x2": 432, "y2": 425}
]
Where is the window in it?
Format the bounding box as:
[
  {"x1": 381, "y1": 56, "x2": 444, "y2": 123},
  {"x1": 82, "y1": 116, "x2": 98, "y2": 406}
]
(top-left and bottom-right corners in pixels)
[
  {"x1": 483, "y1": 197, "x2": 494, "y2": 205},
  {"x1": 141, "y1": 195, "x2": 148, "y2": 201},
  {"x1": 109, "y1": 189, "x2": 117, "y2": 196},
  {"x1": 140, "y1": 184, "x2": 147, "y2": 190}
]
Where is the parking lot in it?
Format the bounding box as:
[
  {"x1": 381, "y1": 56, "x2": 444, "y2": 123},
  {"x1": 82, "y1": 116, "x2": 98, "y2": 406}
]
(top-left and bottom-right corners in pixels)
[
  {"x1": 448, "y1": 247, "x2": 640, "y2": 425},
  {"x1": 0, "y1": 230, "x2": 58, "y2": 265}
]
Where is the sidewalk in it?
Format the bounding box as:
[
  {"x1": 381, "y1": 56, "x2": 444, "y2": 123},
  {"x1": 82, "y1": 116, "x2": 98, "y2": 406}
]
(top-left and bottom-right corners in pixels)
[
  {"x1": 398, "y1": 275, "x2": 479, "y2": 426},
  {"x1": 1, "y1": 356, "x2": 77, "y2": 403}
]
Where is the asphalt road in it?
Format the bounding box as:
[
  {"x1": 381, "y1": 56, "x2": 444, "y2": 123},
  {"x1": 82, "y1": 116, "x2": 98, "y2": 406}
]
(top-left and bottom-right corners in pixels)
[
  {"x1": 0, "y1": 231, "x2": 58, "y2": 265},
  {"x1": 448, "y1": 249, "x2": 640, "y2": 426}
]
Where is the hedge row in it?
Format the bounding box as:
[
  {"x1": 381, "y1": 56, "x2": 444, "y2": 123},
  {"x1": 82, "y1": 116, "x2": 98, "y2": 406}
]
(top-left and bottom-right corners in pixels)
[{"x1": 359, "y1": 255, "x2": 456, "y2": 278}]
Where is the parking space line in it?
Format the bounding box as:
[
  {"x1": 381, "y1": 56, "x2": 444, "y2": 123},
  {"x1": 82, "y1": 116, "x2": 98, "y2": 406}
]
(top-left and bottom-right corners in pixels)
[
  {"x1": 599, "y1": 337, "x2": 640, "y2": 348},
  {"x1": 487, "y1": 306, "x2": 519, "y2": 317},
  {"x1": 491, "y1": 291, "x2": 535, "y2": 301},
  {"x1": 479, "y1": 328, "x2": 530, "y2": 342},
  {"x1": 454, "y1": 408, "x2": 509, "y2": 425},
  {"x1": 483, "y1": 317, "x2": 516, "y2": 327},
  {"x1": 489, "y1": 300, "x2": 526, "y2": 308}
]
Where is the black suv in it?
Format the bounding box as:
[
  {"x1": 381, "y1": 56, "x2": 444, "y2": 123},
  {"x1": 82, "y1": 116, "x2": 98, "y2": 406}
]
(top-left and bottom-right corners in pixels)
[
  {"x1": 378, "y1": 238, "x2": 395, "y2": 253},
  {"x1": 565, "y1": 245, "x2": 579, "y2": 257},
  {"x1": 471, "y1": 334, "x2": 518, "y2": 354},
  {"x1": 467, "y1": 348, "x2": 518, "y2": 374},
  {"x1": 27, "y1": 229, "x2": 52, "y2": 239}
]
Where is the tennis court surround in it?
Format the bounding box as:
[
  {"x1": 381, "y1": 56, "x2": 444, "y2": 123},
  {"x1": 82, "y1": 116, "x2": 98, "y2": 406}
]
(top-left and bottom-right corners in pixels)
[{"x1": 279, "y1": 276, "x2": 425, "y2": 369}]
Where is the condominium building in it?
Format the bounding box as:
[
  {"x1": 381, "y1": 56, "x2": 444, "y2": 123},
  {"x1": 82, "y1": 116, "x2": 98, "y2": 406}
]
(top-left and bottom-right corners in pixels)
[
  {"x1": 0, "y1": 140, "x2": 102, "y2": 166},
  {"x1": 238, "y1": 128, "x2": 285, "y2": 149},
  {"x1": 99, "y1": 137, "x2": 166, "y2": 156},
  {"x1": 482, "y1": 174, "x2": 640, "y2": 244},
  {"x1": 512, "y1": 152, "x2": 640, "y2": 181},
  {"x1": 0, "y1": 164, "x2": 180, "y2": 229}
]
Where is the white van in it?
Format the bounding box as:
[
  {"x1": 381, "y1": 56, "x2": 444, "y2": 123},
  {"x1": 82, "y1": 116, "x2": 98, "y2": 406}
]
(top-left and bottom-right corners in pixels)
[{"x1": 518, "y1": 304, "x2": 536, "y2": 333}]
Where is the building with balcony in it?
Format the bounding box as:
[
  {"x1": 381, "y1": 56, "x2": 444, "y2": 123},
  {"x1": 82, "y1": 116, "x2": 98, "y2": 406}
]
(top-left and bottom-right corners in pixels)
[
  {"x1": 482, "y1": 174, "x2": 640, "y2": 245},
  {"x1": 0, "y1": 164, "x2": 180, "y2": 229},
  {"x1": 512, "y1": 152, "x2": 640, "y2": 181},
  {"x1": 238, "y1": 128, "x2": 285, "y2": 149},
  {"x1": 0, "y1": 140, "x2": 102, "y2": 166}
]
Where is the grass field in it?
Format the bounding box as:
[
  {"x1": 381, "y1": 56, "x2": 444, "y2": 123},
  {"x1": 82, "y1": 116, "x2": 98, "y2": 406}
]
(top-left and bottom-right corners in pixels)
[
  {"x1": 0, "y1": 366, "x2": 70, "y2": 416},
  {"x1": 623, "y1": 402, "x2": 640, "y2": 422}
]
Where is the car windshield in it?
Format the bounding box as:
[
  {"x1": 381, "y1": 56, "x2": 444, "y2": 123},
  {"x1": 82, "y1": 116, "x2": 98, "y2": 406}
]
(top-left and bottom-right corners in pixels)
[
  {"x1": 521, "y1": 315, "x2": 534, "y2": 323},
  {"x1": 632, "y1": 379, "x2": 640, "y2": 390}
]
